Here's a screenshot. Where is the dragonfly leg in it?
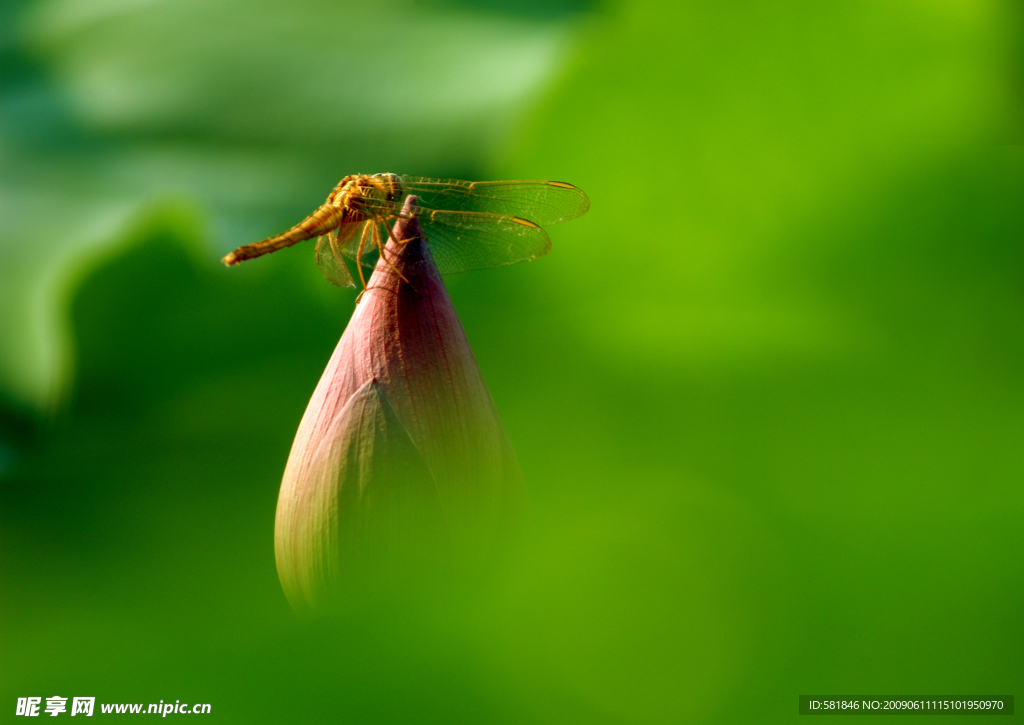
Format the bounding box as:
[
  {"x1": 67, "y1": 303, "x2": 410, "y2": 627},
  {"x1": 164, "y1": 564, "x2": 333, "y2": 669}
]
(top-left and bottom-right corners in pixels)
[
  {"x1": 353, "y1": 223, "x2": 371, "y2": 301},
  {"x1": 374, "y1": 222, "x2": 412, "y2": 286},
  {"x1": 383, "y1": 216, "x2": 415, "y2": 244}
]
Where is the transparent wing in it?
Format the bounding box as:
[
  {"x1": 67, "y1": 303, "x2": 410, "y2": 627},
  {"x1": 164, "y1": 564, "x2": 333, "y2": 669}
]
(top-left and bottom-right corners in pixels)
[
  {"x1": 314, "y1": 223, "x2": 360, "y2": 287},
  {"x1": 419, "y1": 210, "x2": 552, "y2": 275},
  {"x1": 398, "y1": 177, "x2": 589, "y2": 226},
  {"x1": 336, "y1": 220, "x2": 380, "y2": 273}
]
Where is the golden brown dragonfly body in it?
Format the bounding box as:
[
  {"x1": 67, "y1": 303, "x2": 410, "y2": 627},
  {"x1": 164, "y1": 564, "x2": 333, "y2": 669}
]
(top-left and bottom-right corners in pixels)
[{"x1": 221, "y1": 173, "x2": 589, "y2": 291}]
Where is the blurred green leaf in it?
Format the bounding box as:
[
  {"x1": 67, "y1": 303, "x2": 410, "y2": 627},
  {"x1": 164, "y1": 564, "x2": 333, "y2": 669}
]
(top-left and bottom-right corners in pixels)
[{"x1": 0, "y1": 0, "x2": 575, "y2": 411}]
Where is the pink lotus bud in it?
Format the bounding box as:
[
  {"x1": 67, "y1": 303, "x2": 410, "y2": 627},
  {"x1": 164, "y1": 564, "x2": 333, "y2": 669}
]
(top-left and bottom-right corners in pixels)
[{"x1": 274, "y1": 197, "x2": 525, "y2": 608}]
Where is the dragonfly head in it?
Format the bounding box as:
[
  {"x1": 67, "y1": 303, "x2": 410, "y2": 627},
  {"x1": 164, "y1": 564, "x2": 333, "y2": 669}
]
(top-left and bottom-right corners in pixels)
[{"x1": 372, "y1": 173, "x2": 404, "y2": 202}]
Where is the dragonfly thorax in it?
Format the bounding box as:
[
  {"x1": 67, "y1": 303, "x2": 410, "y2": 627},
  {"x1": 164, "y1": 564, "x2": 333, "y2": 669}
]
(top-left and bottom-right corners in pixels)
[{"x1": 327, "y1": 174, "x2": 405, "y2": 214}]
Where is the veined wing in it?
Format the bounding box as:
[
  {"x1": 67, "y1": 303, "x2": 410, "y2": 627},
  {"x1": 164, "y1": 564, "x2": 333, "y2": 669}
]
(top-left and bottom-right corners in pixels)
[
  {"x1": 335, "y1": 219, "x2": 383, "y2": 274},
  {"x1": 398, "y1": 177, "x2": 589, "y2": 226},
  {"x1": 419, "y1": 209, "x2": 551, "y2": 275},
  {"x1": 314, "y1": 221, "x2": 362, "y2": 287}
]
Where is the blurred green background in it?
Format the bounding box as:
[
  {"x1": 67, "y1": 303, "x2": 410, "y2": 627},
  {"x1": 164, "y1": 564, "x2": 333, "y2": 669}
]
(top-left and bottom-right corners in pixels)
[{"x1": 2, "y1": 0, "x2": 1023, "y2": 721}]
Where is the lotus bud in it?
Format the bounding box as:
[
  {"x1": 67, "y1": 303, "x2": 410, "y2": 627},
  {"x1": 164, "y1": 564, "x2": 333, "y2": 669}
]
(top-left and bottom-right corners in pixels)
[{"x1": 275, "y1": 197, "x2": 526, "y2": 609}]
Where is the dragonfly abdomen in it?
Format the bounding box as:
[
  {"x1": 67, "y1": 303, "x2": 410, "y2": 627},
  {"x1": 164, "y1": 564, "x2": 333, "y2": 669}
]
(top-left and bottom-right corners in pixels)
[{"x1": 222, "y1": 204, "x2": 355, "y2": 265}]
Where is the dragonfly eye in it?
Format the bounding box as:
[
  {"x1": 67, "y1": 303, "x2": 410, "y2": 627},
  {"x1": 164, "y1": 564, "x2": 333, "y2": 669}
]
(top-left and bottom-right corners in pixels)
[{"x1": 373, "y1": 173, "x2": 403, "y2": 201}]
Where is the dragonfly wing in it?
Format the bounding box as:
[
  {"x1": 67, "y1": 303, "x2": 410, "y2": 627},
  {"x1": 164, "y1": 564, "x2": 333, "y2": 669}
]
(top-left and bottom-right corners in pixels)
[
  {"x1": 419, "y1": 210, "x2": 551, "y2": 275},
  {"x1": 399, "y1": 178, "x2": 589, "y2": 226},
  {"x1": 336, "y1": 219, "x2": 380, "y2": 273},
  {"x1": 314, "y1": 223, "x2": 359, "y2": 288}
]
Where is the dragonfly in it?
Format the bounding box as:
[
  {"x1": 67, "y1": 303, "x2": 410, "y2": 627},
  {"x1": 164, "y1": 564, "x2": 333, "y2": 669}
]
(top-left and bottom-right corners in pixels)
[{"x1": 221, "y1": 173, "x2": 589, "y2": 292}]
